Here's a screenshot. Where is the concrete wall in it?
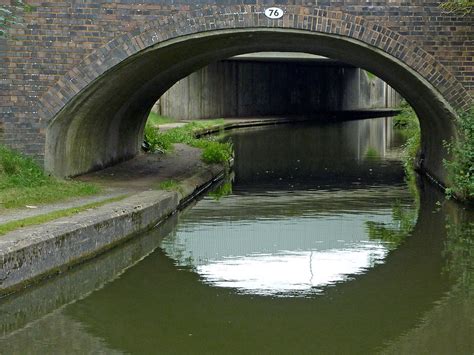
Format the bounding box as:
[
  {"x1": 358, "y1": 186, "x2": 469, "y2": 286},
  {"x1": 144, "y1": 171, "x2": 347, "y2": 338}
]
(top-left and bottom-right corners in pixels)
[{"x1": 154, "y1": 59, "x2": 400, "y2": 120}]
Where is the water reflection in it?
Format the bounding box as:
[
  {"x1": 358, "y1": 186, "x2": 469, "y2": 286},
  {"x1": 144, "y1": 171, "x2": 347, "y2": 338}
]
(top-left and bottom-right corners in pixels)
[
  {"x1": 161, "y1": 118, "x2": 414, "y2": 297},
  {"x1": 0, "y1": 117, "x2": 473, "y2": 354},
  {"x1": 229, "y1": 118, "x2": 405, "y2": 189},
  {"x1": 161, "y1": 187, "x2": 412, "y2": 297}
]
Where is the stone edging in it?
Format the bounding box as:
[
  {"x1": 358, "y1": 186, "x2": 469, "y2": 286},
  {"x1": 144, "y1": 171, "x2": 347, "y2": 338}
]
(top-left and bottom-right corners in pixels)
[{"x1": 0, "y1": 164, "x2": 224, "y2": 297}]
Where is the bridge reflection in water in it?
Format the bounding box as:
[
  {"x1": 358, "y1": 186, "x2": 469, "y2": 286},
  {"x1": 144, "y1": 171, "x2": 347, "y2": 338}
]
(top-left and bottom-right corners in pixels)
[{"x1": 0, "y1": 117, "x2": 472, "y2": 354}]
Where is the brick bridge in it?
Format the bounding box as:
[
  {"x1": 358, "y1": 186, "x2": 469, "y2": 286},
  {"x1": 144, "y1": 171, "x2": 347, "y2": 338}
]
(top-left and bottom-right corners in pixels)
[{"x1": 1, "y1": 1, "x2": 473, "y2": 185}]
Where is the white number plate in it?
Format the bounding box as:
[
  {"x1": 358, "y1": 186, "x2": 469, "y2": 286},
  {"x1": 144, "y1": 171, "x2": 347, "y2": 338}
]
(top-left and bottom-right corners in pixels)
[{"x1": 265, "y1": 7, "x2": 284, "y2": 19}]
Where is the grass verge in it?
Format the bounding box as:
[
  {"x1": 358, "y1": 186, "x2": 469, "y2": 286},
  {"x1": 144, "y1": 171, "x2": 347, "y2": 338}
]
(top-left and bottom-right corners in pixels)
[
  {"x1": 144, "y1": 119, "x2": 232, "y2": 165},
  {"x1": 0, "y1": 195, "x2": 128, "y2": 236},
  {"x1": 0, "y1": 145, "x2": 100, "y2": 209}
]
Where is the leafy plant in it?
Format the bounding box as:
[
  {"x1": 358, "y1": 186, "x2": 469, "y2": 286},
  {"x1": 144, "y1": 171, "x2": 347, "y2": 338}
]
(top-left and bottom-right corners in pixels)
[
  {"x1": 194, "y1": 138, "x2": 233, "y2": 165},
  {"x1": 443, "y1": 107, "x2": 474, "y2": 202}
]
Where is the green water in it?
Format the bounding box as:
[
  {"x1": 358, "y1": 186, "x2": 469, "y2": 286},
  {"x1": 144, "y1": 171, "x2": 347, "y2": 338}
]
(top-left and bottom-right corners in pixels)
[{"x1": 1, "y1": 118, "x2": 473, "y2": 354}]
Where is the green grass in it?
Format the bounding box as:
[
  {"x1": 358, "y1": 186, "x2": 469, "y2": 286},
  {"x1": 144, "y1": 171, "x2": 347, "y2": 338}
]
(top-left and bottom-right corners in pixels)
[
  {"x1": 364, "y1": 147, "x2": 379, "y2": 160},
  {"x1": 144, "y1": 119, "x2": 233, "y2": 165},
  {"x1": 158, "y1": 179, "x2": 182, "y2": 192},
  {"x1": 0, "y1": 145, "x2": 100, "y2": 209},
  {"x1": 0, "y1": 195, "x2": 127, "y2": 236},
  {"x1": 147, "y1": 112, "x2": 176, "y2": 126}
]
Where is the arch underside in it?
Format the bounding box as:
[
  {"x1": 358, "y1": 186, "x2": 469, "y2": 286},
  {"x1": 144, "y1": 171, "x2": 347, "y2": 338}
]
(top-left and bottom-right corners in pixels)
[{"x1": 45, "y1": 28, "x2": 459, "y2": 184}]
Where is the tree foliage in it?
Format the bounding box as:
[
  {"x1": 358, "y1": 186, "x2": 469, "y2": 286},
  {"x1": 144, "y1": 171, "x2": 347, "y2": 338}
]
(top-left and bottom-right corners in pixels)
[
  {"x1": 0, "y1": 0, "x2": 32, "y2": 38},
  {"x1": 439, "y1": 0, "x2": 474, "y2": 15}
]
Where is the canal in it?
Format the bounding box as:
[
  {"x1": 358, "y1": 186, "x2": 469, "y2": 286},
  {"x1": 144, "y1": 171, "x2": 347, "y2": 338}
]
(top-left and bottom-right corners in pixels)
[{"x1": 1, "y1": 117, "x2": 473, "y2": 354}]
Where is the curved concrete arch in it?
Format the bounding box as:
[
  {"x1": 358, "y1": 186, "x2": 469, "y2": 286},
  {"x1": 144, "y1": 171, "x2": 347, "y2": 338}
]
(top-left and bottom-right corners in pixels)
[{"x1": 41, "y1": 7, "x2": 471, "y2": 181}]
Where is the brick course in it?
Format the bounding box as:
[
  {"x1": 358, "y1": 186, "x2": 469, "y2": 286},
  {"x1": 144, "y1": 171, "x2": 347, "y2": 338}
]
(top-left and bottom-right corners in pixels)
[{"x1": 0, "y1": 0, "x2": 473, "y2": 161}]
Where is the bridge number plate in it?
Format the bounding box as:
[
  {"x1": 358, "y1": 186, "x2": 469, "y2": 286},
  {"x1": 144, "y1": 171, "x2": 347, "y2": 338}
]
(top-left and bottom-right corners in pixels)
[{"x1": 265, "y1": 7, "x2": 284, "y2": 19}]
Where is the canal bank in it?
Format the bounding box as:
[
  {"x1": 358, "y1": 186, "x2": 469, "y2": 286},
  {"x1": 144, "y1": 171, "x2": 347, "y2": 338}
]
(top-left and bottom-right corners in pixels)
[
  {"x1": 0, "y1": 113, "x2": 399, "y2": 297},
  {"x1": 0, "y1": 143, "x2": 226, "y2": 297}
]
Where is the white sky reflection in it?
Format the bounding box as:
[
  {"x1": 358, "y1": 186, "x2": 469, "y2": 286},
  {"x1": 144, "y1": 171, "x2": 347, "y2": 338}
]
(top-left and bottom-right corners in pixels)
[
  {"x1": 161, "y1": 208, "x2": 395, "y2": 297},
  {"x1": 197, "y1": 246, "x2": 388, "y2": 296}
]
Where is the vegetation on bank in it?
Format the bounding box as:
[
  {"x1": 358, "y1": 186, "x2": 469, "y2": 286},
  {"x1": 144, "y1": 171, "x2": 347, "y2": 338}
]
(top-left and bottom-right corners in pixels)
[
  {"x1": 443, "y1": 107, "x2": 474, "y2": 201},
  {"x1": 393, "y1": 100, "x2": 421, "y2": 175},
  {"x1": 394, "y1": 100, "x2": 473, "y2": 202},
  {"x1": 144, "y1": 118, "x2": 233, "y2": 165},
  {"x1": 0, "y1": 146, "x2": 100, "y2": 209}
]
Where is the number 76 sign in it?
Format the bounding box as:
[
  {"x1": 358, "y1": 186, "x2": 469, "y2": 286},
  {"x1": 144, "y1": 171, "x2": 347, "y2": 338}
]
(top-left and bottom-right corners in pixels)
[{"x1": 264, "y1": 7, "x2": 285, "y2": 19}]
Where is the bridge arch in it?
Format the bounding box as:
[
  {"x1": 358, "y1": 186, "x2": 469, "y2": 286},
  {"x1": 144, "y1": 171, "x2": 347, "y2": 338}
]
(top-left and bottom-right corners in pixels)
[{"x1": 41, "y1": 6, "x2": 471, "y2": 183}]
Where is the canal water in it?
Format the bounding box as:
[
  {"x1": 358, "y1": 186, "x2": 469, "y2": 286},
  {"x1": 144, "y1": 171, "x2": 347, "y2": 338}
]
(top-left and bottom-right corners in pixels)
[{"x1": 1, "y1": 118, "x2": 473, "y2": 354}]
